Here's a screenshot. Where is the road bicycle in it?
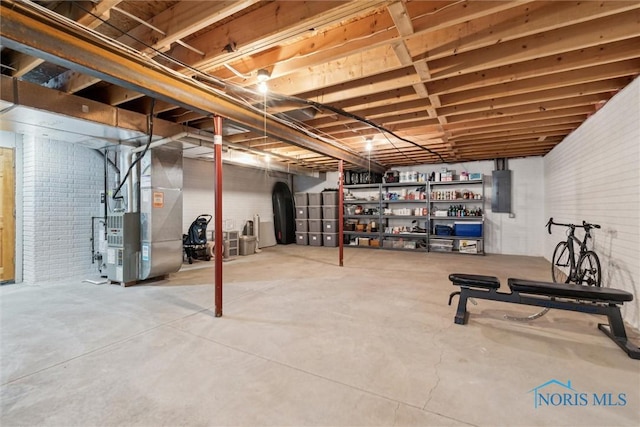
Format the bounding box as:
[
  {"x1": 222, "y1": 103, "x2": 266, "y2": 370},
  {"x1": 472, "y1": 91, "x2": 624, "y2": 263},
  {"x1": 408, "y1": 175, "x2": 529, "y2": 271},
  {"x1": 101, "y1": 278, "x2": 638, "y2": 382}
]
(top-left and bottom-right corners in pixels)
[
  {"x1": 548, "y1": 217, "x2": 602, "y2": 287},
  {"x1": 504, "y1": 217, "x2": 602, "y2": 322}
]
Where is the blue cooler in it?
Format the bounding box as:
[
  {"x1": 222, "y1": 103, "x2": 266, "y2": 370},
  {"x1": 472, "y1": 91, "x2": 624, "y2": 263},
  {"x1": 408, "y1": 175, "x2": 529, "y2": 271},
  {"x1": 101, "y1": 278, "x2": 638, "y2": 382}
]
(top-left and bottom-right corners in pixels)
[{"x1": 454, "y1": 221, "x2": 482, "y2": 237}]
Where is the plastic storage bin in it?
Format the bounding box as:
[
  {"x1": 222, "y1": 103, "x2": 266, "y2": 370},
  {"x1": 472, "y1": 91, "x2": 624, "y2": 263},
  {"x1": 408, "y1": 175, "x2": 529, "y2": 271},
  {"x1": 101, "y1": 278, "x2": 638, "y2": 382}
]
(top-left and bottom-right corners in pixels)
[
  {"x1": 295, "y1": 232, "x2": 308, "y2": 245},
  {"x1": 323, "y1": 233, "x2": 338, "y2": 247},
  {"x1": 308, "y1": 219, "x2": 322, "y2": 233},
  {"x1": 308, "y1": 232, "x2": 323, "y2": 246},
  {"x1": 308, "y1": 193, "x2": 322, "y2": 206},
  {"x1": 434, "y1": 224, "x2": 453, "y2": 235},
  {"x1": 295, "y1": 206, "x2": 308, "y2": 219},
  {"x1": 295, "y1": 219, "x2": 308, "y2": 232},
  {"x1": 454, "y1": 222, "x2": 482, "y2": 237},
  {"x1": 294, "y1": 192, "x2": 308, "y2": 206},
  {"x1": 308, "y1": 206, "x2": 323, "y2": 220},
  {"x1": 239, "y1": 235, "x2": 257, "y2": 255},
  {"x1": 322, "y1": 206, "x2": 339, "y2": 219},
  {"x1": 322, "y1": 219, "x2": 338, "y2": 233},
  {"x1": 322, "y1": 191, "x2": 339, "y2": 206},
  {"x1": 429, "y1": 239, "x2": 453, "y2": 252}
]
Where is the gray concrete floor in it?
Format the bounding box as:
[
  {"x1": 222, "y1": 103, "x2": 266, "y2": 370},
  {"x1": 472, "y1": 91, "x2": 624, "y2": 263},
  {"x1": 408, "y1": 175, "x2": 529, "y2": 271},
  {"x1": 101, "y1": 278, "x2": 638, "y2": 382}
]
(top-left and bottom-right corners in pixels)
[{"x1": 1, "y1": 246, "x2": 639, "y2": 426}]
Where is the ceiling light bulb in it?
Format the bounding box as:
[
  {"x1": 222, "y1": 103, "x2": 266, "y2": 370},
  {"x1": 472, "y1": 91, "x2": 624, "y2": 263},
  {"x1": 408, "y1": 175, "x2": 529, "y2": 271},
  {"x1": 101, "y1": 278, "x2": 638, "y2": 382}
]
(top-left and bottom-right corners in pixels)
[
  {"x1": 365, "y1": 137, "x2": 373, "y2": 152},
  {"x1": 257, "y1": 69, "x2": 270, "y2": 82},
  {"x1": 258, "y1": 81, "x2": 268, "y2": 93}
]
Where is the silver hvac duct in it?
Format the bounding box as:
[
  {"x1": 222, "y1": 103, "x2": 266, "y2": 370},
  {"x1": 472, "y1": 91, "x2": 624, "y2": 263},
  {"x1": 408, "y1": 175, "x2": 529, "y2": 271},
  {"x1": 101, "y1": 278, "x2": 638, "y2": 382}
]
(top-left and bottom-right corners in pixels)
[{"x1": 139, "y1": 148, "x2": 183, "y2": 280}]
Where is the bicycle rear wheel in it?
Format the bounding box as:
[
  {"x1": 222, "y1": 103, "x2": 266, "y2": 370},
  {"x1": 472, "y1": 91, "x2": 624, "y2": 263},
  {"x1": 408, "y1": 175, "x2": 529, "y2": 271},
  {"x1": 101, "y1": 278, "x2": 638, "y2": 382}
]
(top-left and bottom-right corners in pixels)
[
  {"x1": 577, "y1": 251, "x2": 601, "y2": 286},
  {"x1": 551, "y1": 241, "x2": 572, "y2": 283}
]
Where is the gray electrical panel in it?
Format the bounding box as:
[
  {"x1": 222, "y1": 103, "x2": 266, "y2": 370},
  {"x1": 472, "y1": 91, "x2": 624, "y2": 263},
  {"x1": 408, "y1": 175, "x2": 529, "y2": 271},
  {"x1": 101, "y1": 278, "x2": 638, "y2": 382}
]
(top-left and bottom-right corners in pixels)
[
  {"x1": 492, "y1": 170, "x2": 512, "y2": 213},
  {"x1": 106, "y1": 212, "x2": 140, "y2": 285}
]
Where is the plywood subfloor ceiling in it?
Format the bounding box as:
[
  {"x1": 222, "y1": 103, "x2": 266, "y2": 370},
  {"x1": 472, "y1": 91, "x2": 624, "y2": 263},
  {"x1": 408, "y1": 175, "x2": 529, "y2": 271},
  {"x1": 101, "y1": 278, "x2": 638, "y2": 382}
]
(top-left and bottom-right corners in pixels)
[{"x1": 2, "y1": 0, "x2": 640, "y2": 171}]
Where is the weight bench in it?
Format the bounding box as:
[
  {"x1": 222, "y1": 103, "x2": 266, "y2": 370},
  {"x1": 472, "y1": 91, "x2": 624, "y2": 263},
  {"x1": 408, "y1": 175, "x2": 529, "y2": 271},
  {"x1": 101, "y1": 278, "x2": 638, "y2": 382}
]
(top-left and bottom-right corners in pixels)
[{"x1": 448, "y1": 273, "x2": 640, "y2": 360}]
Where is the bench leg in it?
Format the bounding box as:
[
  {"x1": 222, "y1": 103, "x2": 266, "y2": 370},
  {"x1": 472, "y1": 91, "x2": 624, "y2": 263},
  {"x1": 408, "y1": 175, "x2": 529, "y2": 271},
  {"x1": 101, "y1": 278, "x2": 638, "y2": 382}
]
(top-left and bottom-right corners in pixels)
[
  {"x1": 454, "y1": 289, "x2": 470, "y2": 325},
  {"x1": 598, "y1": 306, "x2": 640, "y2": 360}
]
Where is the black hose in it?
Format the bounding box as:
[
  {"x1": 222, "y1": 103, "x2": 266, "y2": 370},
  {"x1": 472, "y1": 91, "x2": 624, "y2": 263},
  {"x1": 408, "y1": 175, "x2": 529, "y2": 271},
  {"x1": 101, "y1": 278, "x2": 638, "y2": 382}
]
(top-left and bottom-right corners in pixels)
[
  {"x1": 266, "y1": 92, "x2": 446, "y2": 163},
  {"x1": 112, "y1": 99, "x2": 156, "y2": 201}
]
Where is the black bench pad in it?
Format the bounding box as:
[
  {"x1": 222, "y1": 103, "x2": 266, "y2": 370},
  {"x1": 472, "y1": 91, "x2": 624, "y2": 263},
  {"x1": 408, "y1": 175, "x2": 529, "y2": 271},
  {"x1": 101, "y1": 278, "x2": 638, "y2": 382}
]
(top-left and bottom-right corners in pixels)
[
  {"x1": 449, "y1": 274, "x2": 500, "y2": 289},
  {"x1": 508, "y1": 278, "x2": 633, "y2": 303}
]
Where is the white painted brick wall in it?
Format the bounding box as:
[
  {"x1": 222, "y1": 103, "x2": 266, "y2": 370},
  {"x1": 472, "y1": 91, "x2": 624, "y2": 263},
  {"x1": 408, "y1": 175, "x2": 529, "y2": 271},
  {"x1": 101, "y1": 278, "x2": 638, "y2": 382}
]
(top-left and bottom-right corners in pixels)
[
  {"x1": 183, "y1": 159, "x2": 290, "y2": 246},
  {"x1": 544, "y1": 76, "x2": 640, "y2": 329},
  {"x1": 22, "y1": 136, "x2": 104, "y2": 282}
]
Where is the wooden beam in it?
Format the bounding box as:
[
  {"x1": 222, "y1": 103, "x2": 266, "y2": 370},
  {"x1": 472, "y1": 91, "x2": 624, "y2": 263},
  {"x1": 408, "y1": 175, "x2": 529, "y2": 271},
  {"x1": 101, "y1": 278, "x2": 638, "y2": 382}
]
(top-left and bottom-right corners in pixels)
[
  {"x1": 167, "y1": 1, "x2": 388, "y2": 74},
  {"x1": 298, "y1": 66, "x2": 419, "y2": 103},
  {"x1": 205, "y1": 1, "x2": 526, "y2": 91},
  {"x1": 437, "y1": 78, "x2": 633, "y2": 118},
  {"x1": 444, "y1": 106, "x2": 595, "y2": 132},
  {"x1": 9, "y1": 0, "x2": 122, "y2": 78},
  {"x1": 46, "y1": 1, "x2": 262, "y2": 94},
  {"x1": 427, "y1": 37, "x2": 640, "y2": 96},
  {"x1": 1, "y1": 0, "x2": 384, "y2": 173},
  {"x1": 269, "y1": 44, "x2": 402, "y2": 95},
  {"x1": 426, "y1": 10, "x2": 640, "y2": 79},
  {"x1": 449, "y1": 115, "x2": 586, "y2": 138},
  {"x1": 446, "y1": 94, "x2": 608, "y2": 124},
  {"x1": 439, "y1": 60, "x2": 640, "y2": 107},
  {"x1": 409, "y1": 1, "x2": 639, "y2": 61},
  {"x1": 450, "y1": 124, "x2": 579, "y2": 143},
  {"x1": 211, "y1": 8, "x2": 397, "y2": 82}
]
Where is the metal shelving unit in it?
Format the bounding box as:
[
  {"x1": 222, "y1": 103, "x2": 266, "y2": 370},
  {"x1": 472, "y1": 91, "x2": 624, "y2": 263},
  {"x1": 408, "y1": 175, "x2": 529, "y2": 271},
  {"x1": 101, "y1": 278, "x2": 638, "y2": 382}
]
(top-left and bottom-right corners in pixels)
[
  {"x1": 343, "y1": 182, "x2": 429, "y2": 252},
  {"x1": 428, "y1": 178, "x2": 485, "y2": 255}
]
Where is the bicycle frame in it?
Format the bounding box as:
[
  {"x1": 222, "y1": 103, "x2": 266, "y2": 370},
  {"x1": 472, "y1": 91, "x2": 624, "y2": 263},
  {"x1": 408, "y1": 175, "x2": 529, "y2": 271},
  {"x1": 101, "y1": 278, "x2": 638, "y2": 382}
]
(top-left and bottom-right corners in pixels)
[
  {"x1": 548, "y1": 218, "x2": 600, "y2": 284},
  {"x1": 564, "y1": 228, "x2": 591, "y2": 281}
]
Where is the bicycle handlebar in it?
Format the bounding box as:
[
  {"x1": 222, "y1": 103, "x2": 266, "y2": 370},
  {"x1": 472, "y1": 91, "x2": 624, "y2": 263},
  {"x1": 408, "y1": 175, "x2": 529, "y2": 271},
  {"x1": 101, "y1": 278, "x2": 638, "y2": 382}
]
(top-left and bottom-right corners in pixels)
[{"x1": 546, "y1": 217, "x2": 600, "y2": 234}]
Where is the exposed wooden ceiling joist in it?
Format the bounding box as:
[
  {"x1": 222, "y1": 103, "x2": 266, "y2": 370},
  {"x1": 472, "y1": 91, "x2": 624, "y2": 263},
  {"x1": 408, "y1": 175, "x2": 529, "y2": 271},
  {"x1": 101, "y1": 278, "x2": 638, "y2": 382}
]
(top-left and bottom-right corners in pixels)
[{"x1": 1, "y1": 0, "x2": 638, "y2": 169}]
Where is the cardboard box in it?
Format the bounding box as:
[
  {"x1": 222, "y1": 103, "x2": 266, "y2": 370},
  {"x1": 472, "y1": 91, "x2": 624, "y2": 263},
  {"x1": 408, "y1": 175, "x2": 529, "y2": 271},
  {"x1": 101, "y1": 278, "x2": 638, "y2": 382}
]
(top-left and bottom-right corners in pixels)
[{"x1": 459, "y1": 239, "x2": 478, "y2": 254}]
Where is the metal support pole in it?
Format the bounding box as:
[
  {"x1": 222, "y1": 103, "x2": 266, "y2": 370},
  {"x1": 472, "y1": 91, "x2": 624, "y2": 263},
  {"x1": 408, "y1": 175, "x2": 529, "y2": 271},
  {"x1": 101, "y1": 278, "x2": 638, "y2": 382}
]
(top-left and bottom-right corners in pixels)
[
  {"x1": 213, "y1": 116, "x2": 223, "y2": 317},
  {"x1": 339, "y1": 160, "x2": 344, "y2": 267}
]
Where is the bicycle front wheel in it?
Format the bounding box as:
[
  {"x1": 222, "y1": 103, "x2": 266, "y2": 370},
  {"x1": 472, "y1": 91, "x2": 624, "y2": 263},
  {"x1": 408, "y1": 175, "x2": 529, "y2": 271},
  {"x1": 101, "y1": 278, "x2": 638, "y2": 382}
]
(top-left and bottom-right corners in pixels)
[
  {"x1": 577, "y1": 251, "x2": 601, "y2": 287},
  {"x1": 551, "y1": 241, "x2": 572, "y2": 283}
]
